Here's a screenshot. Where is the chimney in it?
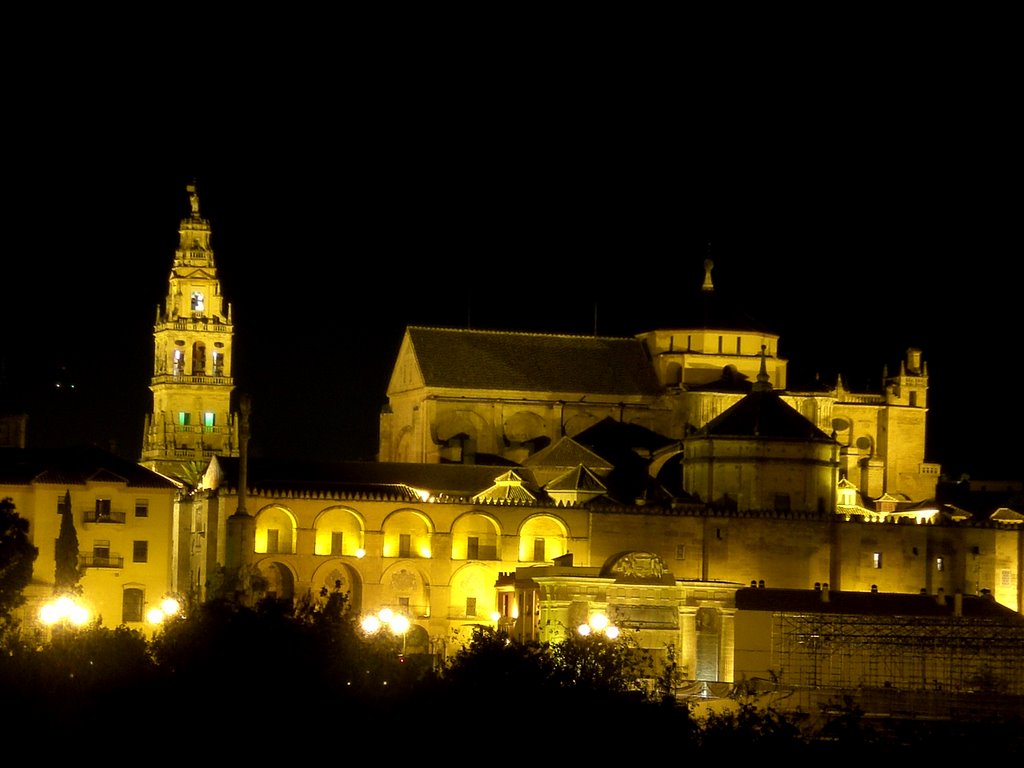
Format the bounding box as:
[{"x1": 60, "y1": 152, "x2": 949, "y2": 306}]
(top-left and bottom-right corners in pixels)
[{"x1": 821, "y1": 583, "x2": 830, "y2": 602}]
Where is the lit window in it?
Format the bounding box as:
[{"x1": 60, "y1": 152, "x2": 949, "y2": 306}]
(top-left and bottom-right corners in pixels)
[
  {"x1": 191, "y1": 291, "x2": 205, "y2": 311},
  {"x1": 936, "y1": 557, "x2": 944, "y2": 572},
  {"x1": 203, "y1": 412, "x2": 215, "y2": 429},
  {"x1": 873, "y1": 552, "x2": 883, "y2": 569},
  {"x1": 178, "y1": 412, "x2": 191, "y2": 426}
]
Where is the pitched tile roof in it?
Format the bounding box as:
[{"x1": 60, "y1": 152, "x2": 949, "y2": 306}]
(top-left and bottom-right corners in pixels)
[
  {"x1": 695, "y1": 390, "x2": 834, "y2": 441},
  {"x1": 406, "y1": 327, "x2": 663, "y2": 396},
  {"x1": 0, "y1": 445, "x2": 179, "y2": 489},
  {"x1": 736, "y1": 586, "x2": 1024, "y2": 622}
]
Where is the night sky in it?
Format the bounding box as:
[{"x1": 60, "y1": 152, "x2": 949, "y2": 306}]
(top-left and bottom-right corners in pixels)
[{"x1": 3, "y1": 44, "x2": 1019, "y2": 483}]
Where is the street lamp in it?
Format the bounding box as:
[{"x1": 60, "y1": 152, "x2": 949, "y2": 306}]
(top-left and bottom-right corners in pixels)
[
  {"x1": 146, "y1": 595, "x2": 183, "y2": 627},
  {"x1": 361, "y1": 607, "x2": 410, "y2": 654},
  {"x1": 577, "y1": 611, "x2": 619, "y2": 639},
  {"x1": 39, "y1": 595, "x2": 90, "y2": 629}
]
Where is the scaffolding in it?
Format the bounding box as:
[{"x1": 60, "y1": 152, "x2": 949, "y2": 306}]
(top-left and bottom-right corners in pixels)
[{"x1": 773, "y1": 612, "x2": 1024, "y2": 697}]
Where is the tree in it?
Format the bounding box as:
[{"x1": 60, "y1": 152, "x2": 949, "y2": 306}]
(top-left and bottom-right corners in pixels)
[
  {"x1": 54, "y1": 490, "x2": 82, "y2": 595},
  {"x1": 0, "y1": 497, "x2": 38, "y2": 627}
]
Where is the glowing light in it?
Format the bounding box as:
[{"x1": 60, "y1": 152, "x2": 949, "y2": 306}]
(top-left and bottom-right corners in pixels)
[
  {"x1": 160, "y1": 597, "x2": 181, "y2": 617},
  {"x1": 389, "y1": 613, "x2": 410, "y2": 635},
  {"x1": 490, "y1": 611, "x2": 501, "y2": 622},
  {"x1": 355, "y1": 548, "x2": 366, "y2": 558},
  {"x1": 39, "y1": 595, "x2": 90, "y2": 627},
  {"x1": 147, "y1": 607, "x2": 166, "y2": 624},
  {"x1": 361, "y1": 608, "x2": 411, "y2": 654},
  {"x1": 577, "y1": 611, "x2": 618, "y2": 639}
]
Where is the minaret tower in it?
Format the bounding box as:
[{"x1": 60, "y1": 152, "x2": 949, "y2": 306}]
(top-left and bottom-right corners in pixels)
[{"x1": 140, "y1": 182, "x2": 239, "y2": 480}]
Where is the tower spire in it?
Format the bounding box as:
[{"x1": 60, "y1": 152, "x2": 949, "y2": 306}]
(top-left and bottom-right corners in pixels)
[
  {"x1": 702, "y1": 247, "x2": 715, "y2": 292},
  {"x1": 140, "y1": 182, "x2": 239, "y2": 481}
]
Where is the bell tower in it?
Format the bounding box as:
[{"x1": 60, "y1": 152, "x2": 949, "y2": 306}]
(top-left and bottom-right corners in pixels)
[{"x1": 140, "y1": 182, "x2": 239, "y2": 481}]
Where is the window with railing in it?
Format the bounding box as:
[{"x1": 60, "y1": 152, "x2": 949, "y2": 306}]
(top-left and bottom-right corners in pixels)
[{"x1": 81, "y1": 541, "x2": 123, "y2": 568}]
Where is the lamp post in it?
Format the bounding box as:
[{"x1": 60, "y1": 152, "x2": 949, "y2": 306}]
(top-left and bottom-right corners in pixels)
[
  {"x1": 361, "y1": 607, "x2": 410, "y2": 655},
  {"x1": 577, "y1": 611, "x2": 619, "y2": 639},
  {"x1": 39, "y1": 595, "x2": 90, "y2": 635},
  {"x1": 146, "y1": 595, "x2": 183, "y2": 630}
]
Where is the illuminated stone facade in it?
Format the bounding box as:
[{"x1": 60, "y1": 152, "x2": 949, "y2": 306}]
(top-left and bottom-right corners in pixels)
[
  {"x1": 1, "y1": 446, "x2": 179, "y2": 631},
  {"x1": 140, "y1": 183, "x2": 240, "y2": 481},
  {"x1": 379, "y1": 260, "x2": 939, "y2": 505},
  {"x1": 178, "y1": 452, "x2": 1022, "y2": 684}
]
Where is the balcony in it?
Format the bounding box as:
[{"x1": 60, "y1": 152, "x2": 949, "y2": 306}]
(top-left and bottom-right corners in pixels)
[
  {"x1": 84, "y1": 510, "x2": 126, "y2": 524},
  {"x1": 80, "y1": 554, "x2": 124, "y2": 569}
]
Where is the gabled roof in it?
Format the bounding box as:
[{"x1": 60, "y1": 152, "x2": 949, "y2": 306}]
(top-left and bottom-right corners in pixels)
[
  {"x1": 572, "y1": 417, "x2": 678, "y2": 457},
  {"x1": 990, "y1": 507, "x2": 1024, "y2": 523},
  {"x1": 471, "y1": 470, "x2": 537, "y2": 503},
  {"x1": 545, "y1": 464, "x2": 607, "y2": 493},
  {"x1": 0, "y1": 445, "x2": 179, "y2": 489},
  {"x1": 694, "y1": 390, "x2": 834, "y2": 442},
  {"x1": 521, "y1": 436, "x2": 613, "y2": 474},
  {"x1": 405, "y1": 326, "x2": 663, "y2": 396}
]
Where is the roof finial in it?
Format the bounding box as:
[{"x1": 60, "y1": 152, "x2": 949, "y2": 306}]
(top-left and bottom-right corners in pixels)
[
  {"x1": 187, "y1": 181, "x2": 200, "y2": 217},
  {"x1": 754, "y1": 344, "x2": 772, "y2": 391},
  {"x1": 702, "y1": 246, "x2": 714, "y2": 292}
]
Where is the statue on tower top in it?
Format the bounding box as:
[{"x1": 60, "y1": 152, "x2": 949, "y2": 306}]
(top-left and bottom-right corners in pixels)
[{"x1": 188, "y1": 183, "x2": 200, "y2": 216}]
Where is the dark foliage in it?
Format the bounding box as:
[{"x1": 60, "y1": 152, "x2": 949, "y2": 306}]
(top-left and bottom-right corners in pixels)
[
  {"x1": 3, "y1": 597, "x2": 1022, "y2": 756},
  {"x1": 54, "y1": 489, "x2": 81, "y2": 593},
  {"x1": 0, "y1": 497, "x2": 37, "y2": 625}
]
